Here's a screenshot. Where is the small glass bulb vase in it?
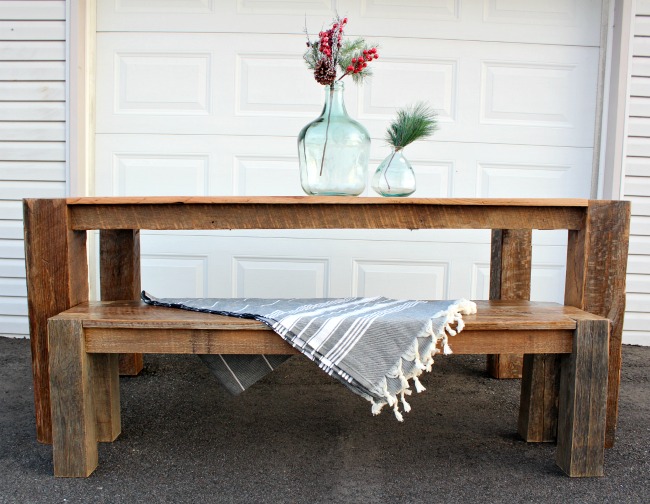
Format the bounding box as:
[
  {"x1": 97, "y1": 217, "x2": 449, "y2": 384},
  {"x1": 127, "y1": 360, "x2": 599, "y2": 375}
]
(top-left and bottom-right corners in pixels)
[
  {"x1": 371, "y1": 149, "x2": 416, "y2": 197},
  {"x1": 298, "y1": 82, "x2": 371, "y2": 196}
]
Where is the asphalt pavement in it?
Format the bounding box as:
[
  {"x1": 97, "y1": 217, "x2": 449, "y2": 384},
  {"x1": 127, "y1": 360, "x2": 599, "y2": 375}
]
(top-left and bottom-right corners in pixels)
[{"x1": 1, "y1": 337, "x2": 648, "y2": 504}]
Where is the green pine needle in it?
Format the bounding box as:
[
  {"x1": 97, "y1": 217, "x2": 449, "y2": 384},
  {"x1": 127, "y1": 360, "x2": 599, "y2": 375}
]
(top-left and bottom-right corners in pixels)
[{"x1": 386, "y1": 102, "x2": 438, "y2": 149}]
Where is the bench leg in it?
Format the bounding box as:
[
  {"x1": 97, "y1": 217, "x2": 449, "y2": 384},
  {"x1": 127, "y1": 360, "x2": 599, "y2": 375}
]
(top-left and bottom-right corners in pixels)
[
  {"x1": 555, "y1": 319, "x2": 609, "y2": 477},
  {"x1": 518, "y1": 354, "x2": 560, "y2": 442},
  {"x1": 48, "y1": 318, "x2": 99, "y2": 477}
]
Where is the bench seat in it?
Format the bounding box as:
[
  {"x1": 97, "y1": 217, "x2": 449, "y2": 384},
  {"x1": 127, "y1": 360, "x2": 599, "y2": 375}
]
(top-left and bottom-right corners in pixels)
[{"x1": 47, "y1": 300, "x2": 610, "y2": 478}]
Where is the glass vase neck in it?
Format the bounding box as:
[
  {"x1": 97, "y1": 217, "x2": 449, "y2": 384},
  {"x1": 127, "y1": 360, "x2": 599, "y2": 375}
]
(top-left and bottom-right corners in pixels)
[{"x1": 322, "y1": 82, "x2": 347, "y2": 116}]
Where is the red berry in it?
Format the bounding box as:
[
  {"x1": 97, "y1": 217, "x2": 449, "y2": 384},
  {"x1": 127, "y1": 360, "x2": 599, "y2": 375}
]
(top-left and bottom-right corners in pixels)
[
  {"x1": 351, "y1": 57, "x2": 357, "y2": 63},
  {"x1": 374, "y1": 54, "x2": 379, "y2": 59},
  {"x1": 343, "y1": 17, "x2": 348, "y2": 23},
  {"x1": 347, "y1": 65, "x2": 354, "y2": 72}
]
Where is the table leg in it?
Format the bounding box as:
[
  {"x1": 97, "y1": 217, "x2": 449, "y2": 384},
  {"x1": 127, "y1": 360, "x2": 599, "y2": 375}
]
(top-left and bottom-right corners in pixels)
[
  {"x1": 487, "y1": 229, "x2": 532, "y2": 378},
  {"x1": 556, "y1": 318, "x2": 609, "y2": 477},
  {"x1": 565, "y1": 201, "x2": 630, "y2": 448},
  {"x1": 24, "y1": 199, "x2": 89, "y2": 444},
  {"x1": 100, "y1": 229, "x2": 143, "y2": 375}
]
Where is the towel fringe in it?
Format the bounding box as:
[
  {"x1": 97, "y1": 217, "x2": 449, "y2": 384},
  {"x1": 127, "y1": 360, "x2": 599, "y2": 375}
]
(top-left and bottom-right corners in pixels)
[{"x1": 369, "y1": 298, "x2": 476, "y2": 420}]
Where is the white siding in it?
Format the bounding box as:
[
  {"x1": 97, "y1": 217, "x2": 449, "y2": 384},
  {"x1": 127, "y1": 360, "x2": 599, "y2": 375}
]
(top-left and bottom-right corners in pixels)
[
  {"x1": 0, "y1": 0, "x2": 67, "y2": 337},
  {"x1": 623, "y1": 2, "x2": 650, "y2": 346}
]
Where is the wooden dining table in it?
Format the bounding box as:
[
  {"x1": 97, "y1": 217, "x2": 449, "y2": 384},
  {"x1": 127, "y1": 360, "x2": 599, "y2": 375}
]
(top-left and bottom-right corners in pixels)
[{"x1": 23, "y1": 197, "x2": 630, "y2": 450}]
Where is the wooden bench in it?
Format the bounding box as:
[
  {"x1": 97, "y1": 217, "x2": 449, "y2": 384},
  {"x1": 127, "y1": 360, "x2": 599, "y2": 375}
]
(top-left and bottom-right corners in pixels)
[
  {"x1": 48, "y1": 300, "x2": 609, "y2": 477},
  {"x1": 23, "y1": 197, "x2": 630, "y2": 477}
]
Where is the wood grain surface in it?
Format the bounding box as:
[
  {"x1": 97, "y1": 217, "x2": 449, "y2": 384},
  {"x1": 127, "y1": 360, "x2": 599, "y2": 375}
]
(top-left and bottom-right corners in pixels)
[
  {"x1": 23, "y1": 199, "x2": 89, "y2": 444},
  {"x1": 488, "y1": 228, "x2": 532, "y2": 379},
  {"x1": 99, "y1": 229, "x2": 143, "y2": 376}
]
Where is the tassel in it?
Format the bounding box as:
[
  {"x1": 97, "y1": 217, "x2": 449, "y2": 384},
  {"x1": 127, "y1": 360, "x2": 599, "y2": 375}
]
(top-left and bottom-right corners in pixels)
[
  {"x1": 372, "y1": 401, "x2": 385, "y2": 416},
  {"x1": 400, "y1": 392, "x2": 411, "y2": 413},
  {"x1": 413, "y1": 376, "x2": 426, "y2": 393},
  {"x1": 393, "y1": 403, "x2": 404, "y2": 422}
]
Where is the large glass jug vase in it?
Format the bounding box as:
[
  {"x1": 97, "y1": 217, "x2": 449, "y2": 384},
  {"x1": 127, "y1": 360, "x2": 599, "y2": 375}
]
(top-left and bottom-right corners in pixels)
[{"x1": 298, "y1": 82, "x2": 370, "y2": 196}]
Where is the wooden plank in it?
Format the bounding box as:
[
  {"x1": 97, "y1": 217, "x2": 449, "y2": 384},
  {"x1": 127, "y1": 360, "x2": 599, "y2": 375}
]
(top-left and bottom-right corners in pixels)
[
  {"x1": 99, "y1": 230, "x2": 143, "y2": 375},
  {"x1": 565, "y1": 201, "x2": 630, "y2": 448},
  {"x1": 488, "y1": 229, "x2": 532, "y2": 379},
  {"x1": 23, "y1": 199, "x2": 89, "y2": 444},
  {"x1": 56, "y1": 300, "x2": 580, "y2": 331},
  {"x1": 518, "y1": 354, "x2": 560, "y2": 442},
  {"x1": 90, "y1": 354, "x2": 121, "y2": 443},
  {"x1": 556, "y1": 318, "x2": 609, "y2": 477},
  {"x1": 68, "y1": 197, "x2": 591, "y2": 206},
  {"x1": 48, "y1": 318, "x2": 98, "y2": 477},
  {"x1": 65, "y1": 198, "x2": 588, "y2": 231},
  {"x1": 83, "y1": 327, "x2": 573, "y2": 356}
]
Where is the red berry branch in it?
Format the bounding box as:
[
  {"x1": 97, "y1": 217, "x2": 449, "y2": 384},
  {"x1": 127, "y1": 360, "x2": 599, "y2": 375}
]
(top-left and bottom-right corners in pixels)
[{"x1": 304, "y1": 16, "x2": 378, "y2": 87}]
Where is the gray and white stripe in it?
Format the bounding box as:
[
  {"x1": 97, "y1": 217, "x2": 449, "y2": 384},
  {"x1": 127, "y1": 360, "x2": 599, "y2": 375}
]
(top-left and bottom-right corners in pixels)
[{"x1": 142, "y1": 292, "x2": 476, "y2": 419}]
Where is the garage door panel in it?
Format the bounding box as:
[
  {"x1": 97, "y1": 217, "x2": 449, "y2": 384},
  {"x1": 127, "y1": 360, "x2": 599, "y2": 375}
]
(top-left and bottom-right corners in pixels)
[
  {"x1": 97, "y1": 33, "x2": 598, "y2": 148},
  {"x1": 96, "y1": 135, "x2": 590, "y2": 202},
  {"x1": 97, "y1": 0, "x2": 600, "y2": 46}
]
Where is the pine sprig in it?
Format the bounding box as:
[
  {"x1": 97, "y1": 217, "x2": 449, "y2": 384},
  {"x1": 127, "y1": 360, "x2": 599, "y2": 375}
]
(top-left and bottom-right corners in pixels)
[{"x1": 386, "y1": 102, "x2": 438, "y2": 150}]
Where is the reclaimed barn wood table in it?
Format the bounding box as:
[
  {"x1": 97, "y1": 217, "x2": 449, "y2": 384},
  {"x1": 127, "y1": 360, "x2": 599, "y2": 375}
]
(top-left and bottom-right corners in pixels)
[{"x1": 23, "y1": 197, "x2": 630, "y2": 453}]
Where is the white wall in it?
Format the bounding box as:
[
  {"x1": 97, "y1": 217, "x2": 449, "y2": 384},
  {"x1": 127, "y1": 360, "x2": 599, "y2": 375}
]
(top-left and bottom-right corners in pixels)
[
  {"x1": 0, "y1": 1, "x2": 67, "y2": 337},
  {"x1": 622, "y1": 0, "x2": 650, "y2": 345}
]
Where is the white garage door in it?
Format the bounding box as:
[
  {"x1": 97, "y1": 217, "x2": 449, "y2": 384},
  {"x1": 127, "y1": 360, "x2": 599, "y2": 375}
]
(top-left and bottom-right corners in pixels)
[{"x1": 94, "y1": 0, "x2": 602, "y2": 301}]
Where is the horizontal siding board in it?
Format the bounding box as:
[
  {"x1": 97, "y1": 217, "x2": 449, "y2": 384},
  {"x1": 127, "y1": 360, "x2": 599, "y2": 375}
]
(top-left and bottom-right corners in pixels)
[
  {"x1": 0, "y1": 315, "x2": 28, "y2": 336},
  {"x1": 0, "y1": 221, "x2": 25, "y2": 240},
  {"x1": 624, "y1": 158, "x2": 650, "y2": 177},
  {"x1": 629, "y1": 235, "x2": 650, "y2": 255},
  {"x1": 0, "y1": 180, "x2": 65, "y2": 199},
  {"x1": 0, "y1": 122, "x2": 65, "y2": 142},
  {"x1": 0, "y1": 142, "x2": 65, "y2": 161},
  {"x1": 0, "y1": 40, "x2": 65, "y2": 61},
  {"x1": 0, "y1": 102, "x2": 65, "y2": 121},
  {"x1": 623, "y1": 311, "x2": 650, "y2": 331},
  {"x1": 626, "y1": 136, "x2": 650, "y2": 156},
  {"x1": 631, "y1": 215, "x2": 650, "y2": 235},
  {"x1": 627, "y1": 254, "x2": 650, "y2": 274},
  {"x1": 0, "y1": 61, "x2": 65, "y2": 81},
  {"x1": 0, "y1": 258, "x2": 26, "y2": 278},
  {"x1": 0, "y1": 296, "x2": 28, "y2": 316},
  {"x1": 0, "y1": 161, "x2": 66, "y2": 181},
  {"x1": 0, "y1": 277, "x2": 27, "y2": 297},
  {"x1": 0, "y1": 201, "x2": 23, "y2": 220},
  {"x1": 0, "y1": 21, "x2": 65, "y2": 41},
  {"x1": 2, "y1": 1, "x2": 65, "y2": 21},
  {"x1": 628, "y1": 96, "x2": 650, "y2": 116},
  {"x1": 632, "y1": 55, "x2": 650, "y2": 76},
  {"x1": 628, "y1": 195, "x2": 650, "y2": 216},
  {"x1": 638, "y1": 3, "x2": 650, "y2": 16},
  {"x1": 0, "y1": 239, "x2": 24, "y2": 260},
  {"x1": 626, "y1": 292, "x2": 650, "y2": 311},
  {"x1": 0, "y1": 81, "x2": 65, "y2": 101},
  {"x1": 636, "y1": 16, "x2": 650, "y2": 37},
  {"x1": 634, "y1": 35, "x2": 650, "y2": 57},
  {"x1": 626, "y1": 273, "x2": 650, "y2": 293},
  {"x1": 624, "y1": 175, "x2": 650, "y2": 196},
  {"x1": 627, "y1": 116, "x2": 650, "y2": 136},
  {"x1": 629, "y1": 76, "x2": 650, "y2": 97},
  {"x1": 622, "y1": 331, "x2": 650, "y2": 345}
]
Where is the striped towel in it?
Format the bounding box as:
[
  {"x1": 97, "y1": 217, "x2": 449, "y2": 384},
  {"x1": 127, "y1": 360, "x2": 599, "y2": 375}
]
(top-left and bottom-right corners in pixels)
[{"x1": 142, "y1": 292, "x2": 476, "y2": 420}]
